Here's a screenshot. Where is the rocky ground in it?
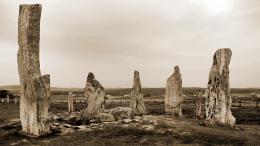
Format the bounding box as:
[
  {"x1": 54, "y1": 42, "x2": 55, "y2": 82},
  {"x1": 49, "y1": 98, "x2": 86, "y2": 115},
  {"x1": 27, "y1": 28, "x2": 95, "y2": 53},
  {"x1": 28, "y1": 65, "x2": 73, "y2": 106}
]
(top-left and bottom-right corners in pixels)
[{"x1": 0, "y1": 103, "x2": 259, "y2": 146}]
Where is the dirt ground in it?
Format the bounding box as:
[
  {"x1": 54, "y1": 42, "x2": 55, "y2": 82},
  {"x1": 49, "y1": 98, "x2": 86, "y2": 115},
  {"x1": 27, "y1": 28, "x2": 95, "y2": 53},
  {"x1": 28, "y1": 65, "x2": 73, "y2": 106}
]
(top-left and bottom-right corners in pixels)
[{"x1": 0, "y1": 101, "x2": 259, "y2": 146}]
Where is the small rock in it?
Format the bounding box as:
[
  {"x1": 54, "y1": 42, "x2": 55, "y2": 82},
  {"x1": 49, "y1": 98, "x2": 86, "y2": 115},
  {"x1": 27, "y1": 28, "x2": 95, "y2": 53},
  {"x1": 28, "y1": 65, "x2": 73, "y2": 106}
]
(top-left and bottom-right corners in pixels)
[
  {"x1": 60, "y1": 128, "x2": 75, "y2": 135},
  {"x1": 142, "y1": 125, "x2": 154, "y2": 131},
  {"x1": 134, "y1": 116, "x2": 142, "y2": 119},
  {"x1": 98, "y1": 113, "x2": 115, "y2": 122},
  {"x1": 64, "y1": 124, "x2": 72, "y2": 128},
  {"x1": 133, "y1": 119, "x2": 140, "y2": 122},
  {"x1": 52, "y1": 123, "x2": 60, "y2": 126},
  {"x1": 123, "y1": 119, "x2": 132, "y2": 123},
  {"x1": 108, "y1": 107, "x2": 134, "y2": 120},
  {"x1": 156, "y1": 128, "x2": 167, "y2": 134}
]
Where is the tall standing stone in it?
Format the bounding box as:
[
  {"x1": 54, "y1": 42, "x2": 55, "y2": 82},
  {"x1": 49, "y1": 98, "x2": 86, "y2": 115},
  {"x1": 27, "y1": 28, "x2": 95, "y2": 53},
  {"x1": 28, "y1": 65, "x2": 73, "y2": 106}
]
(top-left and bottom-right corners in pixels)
[
  {"x1": 18, "y1": 4, "x2": 51, "y2": 136},
  {"x1": 6, "y1": 95, "x2": 10, "y2": 103},
  {"x1": 68, "y1": 92, "x2": 74, "y2": 112},
  {"x1": 165, "y1": 66, "x2": 183, "y2": 117},
  {"x1": 195, "y1": 89, "x2": 203, "y2": 119},
  {"x1": 84, "y1": 72, "x2": 105, "y2": 113},
  {"x1": 130, "y1": 71, "x2": 146, "y2": 115},
  {"x1": 14, "y1": 97, "x2": 18, "y2": 104},
  {"x1": 205, "y1": 48, "x2": 236, "y2": 127}
]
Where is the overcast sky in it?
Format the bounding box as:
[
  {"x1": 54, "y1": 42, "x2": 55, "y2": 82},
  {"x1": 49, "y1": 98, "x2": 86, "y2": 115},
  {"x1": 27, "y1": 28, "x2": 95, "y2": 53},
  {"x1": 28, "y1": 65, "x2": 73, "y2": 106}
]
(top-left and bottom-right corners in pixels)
[{"x1": 0, "y1": 0, "x2": 259, "y2": 88}]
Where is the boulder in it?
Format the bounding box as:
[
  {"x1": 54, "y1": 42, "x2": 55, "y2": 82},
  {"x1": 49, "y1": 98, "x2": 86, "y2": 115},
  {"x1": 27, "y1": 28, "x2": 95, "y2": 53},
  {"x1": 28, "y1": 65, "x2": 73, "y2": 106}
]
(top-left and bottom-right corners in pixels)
[
  {"x1": 98, "y1": 113, "x2": 115, "y2": 122},
  {"x1": 108, "y1": 107, "x2": 134, "y2": 120}
]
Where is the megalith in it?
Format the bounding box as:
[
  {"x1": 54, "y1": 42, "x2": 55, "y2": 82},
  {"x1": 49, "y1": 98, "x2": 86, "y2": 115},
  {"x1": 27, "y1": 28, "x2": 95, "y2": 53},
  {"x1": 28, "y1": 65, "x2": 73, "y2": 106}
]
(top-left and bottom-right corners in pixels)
[
  {"x1": 68, "y1": 92, "x2": 74, "y2": 112},
  {"x1": 17, "y1": 4, "x2": 51, "y2": 136},
  {"x1": 130, "y1": 71, "x2": 146, "y2": 115},
  {"x1": 205, "y1": 48, "x2": 236, "y2": 127},
  {"x1": 165, "y1": 66, "x2": 183, "y2": 117},
  {"x1": 195, "y1": 89, "x2": 203, "y2": 119},
  {"x1": 6, "y1": 95, "x2": 10, "y2": 103},
  {"x1": 84, "y1": 72, "x2": 105, "y2": 113}
]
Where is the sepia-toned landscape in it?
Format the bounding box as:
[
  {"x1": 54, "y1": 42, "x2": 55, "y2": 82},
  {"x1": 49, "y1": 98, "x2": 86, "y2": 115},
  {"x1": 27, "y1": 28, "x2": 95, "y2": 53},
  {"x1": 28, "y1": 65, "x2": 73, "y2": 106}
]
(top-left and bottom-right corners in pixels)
[{"x1": 0, "y1": 1, "x2": 260, "y2": 146}]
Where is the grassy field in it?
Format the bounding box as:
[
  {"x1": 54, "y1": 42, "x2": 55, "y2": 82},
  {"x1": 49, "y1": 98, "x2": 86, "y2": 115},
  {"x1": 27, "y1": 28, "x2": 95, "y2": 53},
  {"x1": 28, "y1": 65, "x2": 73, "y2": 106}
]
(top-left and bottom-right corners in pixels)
[{"x1": 0, "y1": 86, "x2": 259, "y2": 145}]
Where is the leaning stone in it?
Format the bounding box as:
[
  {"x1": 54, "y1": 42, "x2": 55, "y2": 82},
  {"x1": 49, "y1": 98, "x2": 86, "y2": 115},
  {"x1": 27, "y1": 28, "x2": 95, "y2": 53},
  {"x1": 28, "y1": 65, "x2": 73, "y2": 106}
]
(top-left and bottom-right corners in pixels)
[{"x1": 205, "y1": 48, "x2": 236, "y2": 127}]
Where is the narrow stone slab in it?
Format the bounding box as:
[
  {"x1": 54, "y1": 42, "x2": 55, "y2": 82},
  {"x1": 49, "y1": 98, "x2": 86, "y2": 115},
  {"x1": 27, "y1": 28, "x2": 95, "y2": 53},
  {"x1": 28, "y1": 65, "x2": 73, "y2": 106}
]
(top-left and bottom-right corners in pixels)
[
  {"x1": 195, "y1": 89, "x2": 203, "y2": 119},
  {"x1": 205, "y1": 48, "x2": 236, "y2": 127},
  {"x1": 18, "y1": 4, "x2": 51, "y2": 136},
  {"x1": 130, "y1": 71, "x2": 146, "y2": 115},
  {"x1": 68, "y1": 92, "x2": 74, "y2": 112},
  {"x1": 165, "y1": 66, "x2": 183, "y2": 117}
]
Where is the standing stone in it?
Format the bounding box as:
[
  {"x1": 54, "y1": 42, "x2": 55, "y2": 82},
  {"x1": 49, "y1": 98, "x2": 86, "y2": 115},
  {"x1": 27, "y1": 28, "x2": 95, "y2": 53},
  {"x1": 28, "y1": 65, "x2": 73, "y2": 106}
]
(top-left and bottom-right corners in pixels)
[
  {"x1": 205, "y1": 48, "x2": 236, "y2": 127},
  {"x1": 165, "y1": 66, "x2": 183, "y2": 117},
  {"x1": 130, "y1": 71, "x2": 146, "y2": 115},
  {"x1": 18, "y1": 4, "x2": 51, "y2": 136},
  {"x1": 68, "y1": 92, "x2": 74, "y2": 112},
  {"x1": 14, "y1": 97, "x2": 18, "y2": 104},
  {"x1": 6, "y1": 95, "x2": 10, "y2": 103},
  {"x1": 84, "y1": 72, "x2": 105, "y2": 113},
  {"x1": 195, "y1": 89, "x2": 203, "y2": 119}
]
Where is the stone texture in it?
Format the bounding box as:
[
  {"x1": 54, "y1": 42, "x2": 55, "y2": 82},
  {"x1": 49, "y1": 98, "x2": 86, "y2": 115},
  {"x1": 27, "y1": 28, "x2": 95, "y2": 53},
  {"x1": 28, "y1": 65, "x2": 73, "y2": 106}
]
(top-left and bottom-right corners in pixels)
[
  {"x1": 68, "y1": 92, "x2": 74, "y2": 112},
  {"x1": 165, "y1": 66, "x2": 183, "y2": 117},
  {"x1": 195, "y1": 89, "x2": 204, "y2": 119},
  {"x1": 97, "y1": 113, "x2": 115, "y2": 122},
  {"x1": 6, "y1": 95, "x2": 10, "y2": 103},
  {"x1": 130, "y1": 71, "x2": 147, "y2": 115},
  {"x1": 84, "y1": 72, "x2": 105, "y2": 113},
  {"x1": 108, "y1": 107, "x2": 134, "y2": 120},
  {"x1": 205, "y1": 48, "x2": 236, "y2": 127},
  {"x1": 17, "y1": 4, "x2": 51, "y2": 136}
]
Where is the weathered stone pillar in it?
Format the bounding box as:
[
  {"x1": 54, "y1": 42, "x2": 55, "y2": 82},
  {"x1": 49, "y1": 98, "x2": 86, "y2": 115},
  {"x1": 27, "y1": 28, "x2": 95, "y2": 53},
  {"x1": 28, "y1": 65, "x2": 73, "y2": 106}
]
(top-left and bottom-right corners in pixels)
[
  {"x1": 165, "y1": 66, "x2": 183, "y2": 117},
  {"x1": 205, "y1": 48, "x2": 236, "y2": 127},
  {"x1": 18, "y1": 4, "x2": 51, "y2": 136},
  {"x1": 84, "y1": 72, "x2": 105, "y2": 113},
  {"x1": 130, "y1": 71, "x2": 146, "y2": 115},
  {"x1": 6, "y1": 95, "x2": 10, "y2": 103},
  {"x1": 14, "y1": 97, "x2": 18, "y2": 104},
  {"x1": 195, "y1": 89, "x2": 203, "y2": 119},
  {"x1": 68, "y1": 92, "x2": 74, "y2": 112}
]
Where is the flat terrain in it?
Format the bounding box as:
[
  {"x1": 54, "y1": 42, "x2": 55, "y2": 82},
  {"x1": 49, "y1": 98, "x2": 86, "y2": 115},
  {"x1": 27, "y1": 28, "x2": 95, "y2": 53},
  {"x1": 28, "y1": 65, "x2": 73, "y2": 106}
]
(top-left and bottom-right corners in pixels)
[
  {"x1": 0, "y1": 101, "x2": 259, "y2": 146},
  {"x1": 0, "y1": 87, "x2": 259, "y2": 145}
]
